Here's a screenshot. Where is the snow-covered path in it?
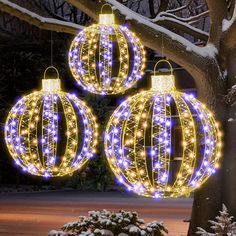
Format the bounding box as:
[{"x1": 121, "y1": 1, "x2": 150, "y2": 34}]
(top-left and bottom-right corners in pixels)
[{"x1": 0, "y1": 191, "x2": 192, "y2": 236}]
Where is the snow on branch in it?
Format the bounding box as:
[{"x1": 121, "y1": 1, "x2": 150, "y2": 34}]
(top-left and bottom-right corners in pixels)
[
  {"x1": 0, "y1": 0, "x2": 84, "y2": 35},
  {"x1": 152, "y1": 15, "x2": 209, "y2": 41},
  {"x1": 157, "y1": 11, "x2": 210, "y2": 25},
  {"x1": 106, "y1": 0, "x2": 215, "y2": 58},
  {"x1": 222, "y1": 2, "x2": 236, "y2": 31}
]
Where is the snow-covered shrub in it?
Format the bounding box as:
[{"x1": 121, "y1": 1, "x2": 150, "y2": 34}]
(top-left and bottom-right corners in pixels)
[
  {"x1": 225, "y1": 83, "x2": 236, "y2": 122},
  {"x1": 48, "y1": 230, "x2": 66, "y2": 236},
  {"x1": 49, "y1": 210, "x2": 168, "y2": 236},
  {"x1": 196, "y1": 204, "x2": 236, "y2": 236}
]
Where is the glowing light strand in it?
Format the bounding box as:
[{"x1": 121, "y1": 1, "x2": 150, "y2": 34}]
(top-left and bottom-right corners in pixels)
[
  {"x1": 69, "y1": 6, "x2": 146, "y2": 95},
  {"x1": 5, "y1": 70, "x2": 98, "y2": 177},
  {"x1": 104, "y1": 61, "x2": 222, "y2": 198}
]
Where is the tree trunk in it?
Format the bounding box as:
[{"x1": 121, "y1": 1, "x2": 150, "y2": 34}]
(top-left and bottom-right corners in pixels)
[
  {"x1": 188, "y1": 50, "x2": 236, "y2": 235},
  {"x1": 186, "y1": 42, "x2": 228, "y2": 234},
  {"x1": 222, "y1": 50, "x2": 236, "y2": 217},
  {"x1": 0, "y1": 0, "x2": 235, "y2": 234}
]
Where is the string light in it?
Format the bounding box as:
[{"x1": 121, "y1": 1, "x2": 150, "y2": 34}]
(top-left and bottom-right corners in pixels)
[
  {"x1": 68, "y1": 4, "x2": 146, "y2": 95},
  {"x1": 104, "y1": 60, "x2": 222, "y2": 198},
  {"x1": 5, "y1": 66, "x2": 98, "y2": 177}
]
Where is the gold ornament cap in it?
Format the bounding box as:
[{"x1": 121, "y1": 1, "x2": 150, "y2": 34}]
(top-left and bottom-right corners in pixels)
[
  {"x1": 42, "y1": 66, "x2": 61, "y2": 92},
  {"x1": 151, "y1": 60, "x2": 175, "y2": 92},
  {"x1": 99, "y1": 4, "x2": 115, "y2": 24}
]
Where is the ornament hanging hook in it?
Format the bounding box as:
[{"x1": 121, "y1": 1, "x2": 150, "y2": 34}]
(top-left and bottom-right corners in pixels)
[
  {"x1": 161, "y1": 32, "x2": 164, "y2": 58},
  {"x1": 153, "y1": 59, "x2": 173, "y2": 76},
  {"x1": 43, "y1": 66, "x2": 60, "y2": 80},
  {"x1": 50, "y1": 31, "x2": 54, "y2": 66},
  {"x1": 101, "y1": 3, "x2": 114, "y2": 14}
]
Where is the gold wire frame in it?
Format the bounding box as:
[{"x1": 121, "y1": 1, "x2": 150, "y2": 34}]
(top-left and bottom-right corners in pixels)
[
  {"x1": 5, "y1": 68, "x2": 98, "y2": 177},
  {"x1": 68, "y1": 8, "x2": 146, "y2": 95},
  {"x1": 104, "y1": 89, "x2": 222, "y2": 198}
]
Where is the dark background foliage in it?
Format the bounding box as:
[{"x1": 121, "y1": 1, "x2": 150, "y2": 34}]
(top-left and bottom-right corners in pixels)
[{"x1": 0, "y1": 3, "x2": 196, "y2": 192}]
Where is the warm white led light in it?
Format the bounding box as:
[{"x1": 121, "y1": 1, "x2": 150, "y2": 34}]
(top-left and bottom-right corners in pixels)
[
  {"x1": 104, "y1": 60, "x2": 222, "y2": 198},
  {"x1": 151, "y1": 75, "x2": 175, "y2": 92},
  {"x1": 99, "y1": 14, "x2": 115, "y2": 24},
  {"x1": 4, "y1": 67, "x2": 98, "y2": 177},
  {"x1": 42, "y1": 79, "x2": 61, "y2": 92},
  {"x1": 68, "y1": 4, "x2": 146, "y2": 95}
]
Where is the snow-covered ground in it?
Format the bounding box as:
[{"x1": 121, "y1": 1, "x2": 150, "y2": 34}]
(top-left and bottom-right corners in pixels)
[{"x1": 0, "y1": 191, "x2": 192, "y2": 236}]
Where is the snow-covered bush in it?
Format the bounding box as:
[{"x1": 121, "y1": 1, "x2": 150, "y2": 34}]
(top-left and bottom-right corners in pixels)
[
  {"x1": 48, "y1": 230, "x2": 66, "y2": 236},
  {"x1": 196, "y1": 204, "x2": 236, "y2": 236},
  {"x1": 49, "y1": 210, "x2": 168, "y2": 236}
]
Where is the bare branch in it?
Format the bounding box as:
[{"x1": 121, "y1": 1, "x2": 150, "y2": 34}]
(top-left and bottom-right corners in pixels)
[
  {"x1": 0, "y1": 0, "x2": 83, "y2": 35},
  {"x1": 166, "y1": 0, "x2": 194, "y2": 14},
  {"x1": 148, "y1": 0, "x2": 157, "y2": 18},
  {"x1": 157, "y1": 0, "x2": 169, "y2": 15},
  {"x1": 153, "y1": 16, "x2": 209, "y2": 41},
  {"x1": 150, "y1": 3, "x2": 209, "y2": 41},
  {"x1": 158, "y1": 10, "x2": 209, "y2": 24}
]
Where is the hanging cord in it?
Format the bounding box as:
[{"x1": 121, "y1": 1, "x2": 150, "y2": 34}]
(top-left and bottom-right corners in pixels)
[
  {"x1": 161, "y1": 32, "x2": 164, "y2": 58},
  {"x1": 50, "y1": 31, "x2": 53, "y2": 66}
]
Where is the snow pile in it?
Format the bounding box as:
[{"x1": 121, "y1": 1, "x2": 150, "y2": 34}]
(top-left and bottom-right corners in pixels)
[
  {"x1": 48, "y1": 230, "x2": 66, "y2": 236},
  {"x1": 225, "y1": 82, "x2": 236, "y2": 122},
  {"x1": 222, "y1": 6, "x2": 236, "y2": 32},
  {"x1": 186, "y1": 43, "x2": 218, "y2": 58},
  {"x1": 49, "y1": 210, "x2": 168, "y2": 236}
]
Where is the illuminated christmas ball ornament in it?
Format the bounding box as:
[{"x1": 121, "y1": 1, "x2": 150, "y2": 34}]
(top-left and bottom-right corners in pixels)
[
  {"x1": 5, "y1": 66, "x2": 98, "y2": 177},
  {"x1": 68, "y1": 4, "x2": 146, "y2": 95},
  {"x1": 104, "y1": 60, "x2": 222, "y2": 198}
]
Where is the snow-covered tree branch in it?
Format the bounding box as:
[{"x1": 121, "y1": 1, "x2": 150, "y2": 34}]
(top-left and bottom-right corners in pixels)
[
  {"x1": 66, "y1": 0, "x2": 223, "y2": 102},
  {"x1": 1, "y1": 1, "x2": 236, "y2": 236},
  {"x1": 157, "y1": 10, "x2": 209, "y2": 24},
  {"x1": 151, "y1": 15, "x2": 209, "y2": 41},
  {"x1": 222, "y1": 2, "x2": 236, "y2": 52},
  {"x1": 0, "y1": 0, "x2": 223, "y2": 109},
  {"x1": 0, "y1": 0, "x2": 84, "y2": 35}
]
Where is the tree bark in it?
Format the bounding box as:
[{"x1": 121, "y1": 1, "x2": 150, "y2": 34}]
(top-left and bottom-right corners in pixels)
[
  {"x1": 188, "y1": 103, "x2": 226, "y2": 235},
  {"x1": 206, "y1": 0, "x2": 227, "y2": 48},
  {"x1": 188, "y1": 2, "x2": 236, "y2": 235},
  {"x1": 1, "y1": 0, "x2": 236, "y2": 234},
  {"x1": 222, "y1": 50, "x2": 236, "y2": 217}
]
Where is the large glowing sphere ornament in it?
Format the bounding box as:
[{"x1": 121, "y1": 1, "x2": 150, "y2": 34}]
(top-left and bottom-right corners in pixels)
[
  {"x1": 68, "y1": 4, "x2": 146, "y2": 95},
  {"x1": 5, "y1": 66, "x2": 98, "y2": 177},
  {"x1": 104, "y1": 60, "x2": 222, "y2": 198}
]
